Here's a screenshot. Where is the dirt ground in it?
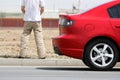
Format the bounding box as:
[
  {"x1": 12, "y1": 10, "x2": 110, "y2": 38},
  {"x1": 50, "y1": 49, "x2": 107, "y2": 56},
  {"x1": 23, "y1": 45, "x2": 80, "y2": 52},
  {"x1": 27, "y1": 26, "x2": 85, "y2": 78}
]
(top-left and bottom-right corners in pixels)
[{"x1": 0, "y1": 28, "x2": 70, "y2": 59}]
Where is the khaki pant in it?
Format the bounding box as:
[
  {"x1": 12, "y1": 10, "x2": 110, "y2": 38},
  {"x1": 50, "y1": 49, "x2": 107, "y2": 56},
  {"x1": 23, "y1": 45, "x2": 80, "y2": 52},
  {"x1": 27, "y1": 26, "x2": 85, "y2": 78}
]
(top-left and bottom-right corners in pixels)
[{"x1": 20, "y1": 21, "x2": 46, "y2": 58}]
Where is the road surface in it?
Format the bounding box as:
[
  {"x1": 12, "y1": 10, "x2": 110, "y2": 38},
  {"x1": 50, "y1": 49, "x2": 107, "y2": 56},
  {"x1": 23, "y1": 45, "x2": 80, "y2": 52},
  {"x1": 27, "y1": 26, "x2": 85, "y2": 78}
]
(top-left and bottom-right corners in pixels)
[{"x1": 0, "y1": 66, "x2": 120, "y2": 80}]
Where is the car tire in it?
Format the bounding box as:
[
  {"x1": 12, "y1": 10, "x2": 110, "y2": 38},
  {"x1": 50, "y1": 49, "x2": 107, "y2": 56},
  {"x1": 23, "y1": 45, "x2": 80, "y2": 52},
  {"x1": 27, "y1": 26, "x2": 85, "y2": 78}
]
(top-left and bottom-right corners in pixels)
[{"x1": 84, "y1": 38, "x2": 119, "y2": 70}]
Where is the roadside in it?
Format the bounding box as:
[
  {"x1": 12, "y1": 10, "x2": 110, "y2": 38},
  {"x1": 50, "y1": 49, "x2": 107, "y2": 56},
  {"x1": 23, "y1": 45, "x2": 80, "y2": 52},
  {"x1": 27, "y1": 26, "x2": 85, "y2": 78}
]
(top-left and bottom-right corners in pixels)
[
  {"x1": 0, "y1": 27, "x2": 84, "y2": 66},
  {"x1": 0, "y1": 58, "x2": 85, "y2": 66},
  {"x1": 0, "y1": 27, "x2": 120, "y2": 68},
  {"x1": 0, "y1": 58, "x2": 120, "y2": 68}
]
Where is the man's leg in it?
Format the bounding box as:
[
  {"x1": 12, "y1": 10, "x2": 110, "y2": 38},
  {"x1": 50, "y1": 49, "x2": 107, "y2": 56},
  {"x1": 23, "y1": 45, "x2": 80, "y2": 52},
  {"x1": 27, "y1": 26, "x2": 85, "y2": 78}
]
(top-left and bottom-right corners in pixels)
[
  {"x1": 33, "y1": 22, "x2": 46, "y2": 59},
  {"x1": 19, "y1": 22, "x2": 32, "y2": 57}
]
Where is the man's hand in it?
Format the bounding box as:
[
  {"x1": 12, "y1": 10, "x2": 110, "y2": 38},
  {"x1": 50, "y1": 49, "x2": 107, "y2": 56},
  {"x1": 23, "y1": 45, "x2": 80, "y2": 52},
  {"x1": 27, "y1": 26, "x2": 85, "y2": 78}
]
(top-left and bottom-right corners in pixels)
[
  {"x1": 40, "y1": 7, "x2": 44, "y2": 15},
  {"x1": 21, "y1": 6, "x2": 25, "y2": 14}
]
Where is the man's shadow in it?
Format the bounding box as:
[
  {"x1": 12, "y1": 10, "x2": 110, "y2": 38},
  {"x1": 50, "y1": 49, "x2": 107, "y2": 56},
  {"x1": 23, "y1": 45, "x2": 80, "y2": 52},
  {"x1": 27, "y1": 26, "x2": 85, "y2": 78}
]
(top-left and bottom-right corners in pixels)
[{"x1": 36, "y1": 67, "x2": 120, "y2": 72}]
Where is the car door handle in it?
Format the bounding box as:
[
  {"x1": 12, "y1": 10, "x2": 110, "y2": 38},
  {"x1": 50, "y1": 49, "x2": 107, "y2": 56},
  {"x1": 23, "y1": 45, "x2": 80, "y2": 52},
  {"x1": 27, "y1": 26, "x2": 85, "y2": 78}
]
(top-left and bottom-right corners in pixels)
[{"x1": 115, "y1": 25, "x2": 120, "y2": 28}]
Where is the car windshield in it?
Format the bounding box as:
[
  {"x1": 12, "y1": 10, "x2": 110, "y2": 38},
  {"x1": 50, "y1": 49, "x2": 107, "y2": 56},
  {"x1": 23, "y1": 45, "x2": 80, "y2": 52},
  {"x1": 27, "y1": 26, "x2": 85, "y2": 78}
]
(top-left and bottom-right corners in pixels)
[{"x1": 79, "y1": 0, "x2": 114, "y2": 14}]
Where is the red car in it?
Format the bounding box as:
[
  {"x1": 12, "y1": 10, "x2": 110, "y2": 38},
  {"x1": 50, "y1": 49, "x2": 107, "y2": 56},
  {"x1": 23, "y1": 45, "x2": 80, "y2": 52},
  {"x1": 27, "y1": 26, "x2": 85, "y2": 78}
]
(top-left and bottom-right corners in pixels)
[{"x1": 52, "y1": 0, "x2": 120, "y2": 70}]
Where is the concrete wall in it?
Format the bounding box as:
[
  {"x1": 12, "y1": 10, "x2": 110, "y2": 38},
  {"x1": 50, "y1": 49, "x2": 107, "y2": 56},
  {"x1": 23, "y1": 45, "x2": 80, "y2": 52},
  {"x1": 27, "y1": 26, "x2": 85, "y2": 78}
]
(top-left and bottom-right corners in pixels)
[{"x1": 0, "y1": 18, "x2": 59, "y2": 28}]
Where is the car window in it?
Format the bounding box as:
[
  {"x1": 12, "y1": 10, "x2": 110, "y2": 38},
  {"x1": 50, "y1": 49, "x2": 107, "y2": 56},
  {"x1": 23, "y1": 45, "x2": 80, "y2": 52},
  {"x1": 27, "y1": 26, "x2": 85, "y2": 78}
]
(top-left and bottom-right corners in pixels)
[
  {"x1": 108, "y1": 4, "x2": 120, "y2": 18},
  {"x1": 117, "y1": 5, "x2": 120, "y2": 17}
]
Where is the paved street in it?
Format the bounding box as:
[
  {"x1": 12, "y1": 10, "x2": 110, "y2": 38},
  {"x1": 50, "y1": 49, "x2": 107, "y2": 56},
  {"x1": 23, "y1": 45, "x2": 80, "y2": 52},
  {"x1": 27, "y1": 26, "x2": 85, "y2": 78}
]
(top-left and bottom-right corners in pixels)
[{"x1": 0, "y1": 66, "x2": 120, "y2": 80}]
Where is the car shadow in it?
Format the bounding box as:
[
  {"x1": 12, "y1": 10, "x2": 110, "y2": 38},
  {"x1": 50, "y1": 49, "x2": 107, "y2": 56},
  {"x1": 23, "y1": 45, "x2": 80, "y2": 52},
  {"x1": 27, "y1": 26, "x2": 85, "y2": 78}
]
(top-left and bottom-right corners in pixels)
[{"x1": 36, "y1": 67, "x2": 120, "y2": 72}]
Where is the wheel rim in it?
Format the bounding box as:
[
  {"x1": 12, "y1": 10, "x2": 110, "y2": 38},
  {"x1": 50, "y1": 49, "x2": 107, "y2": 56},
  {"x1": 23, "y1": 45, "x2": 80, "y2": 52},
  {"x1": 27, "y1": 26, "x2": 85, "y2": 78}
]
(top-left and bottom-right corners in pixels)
[{"x1": 90, "y1": 43, "x2": 114, "y2": 67}]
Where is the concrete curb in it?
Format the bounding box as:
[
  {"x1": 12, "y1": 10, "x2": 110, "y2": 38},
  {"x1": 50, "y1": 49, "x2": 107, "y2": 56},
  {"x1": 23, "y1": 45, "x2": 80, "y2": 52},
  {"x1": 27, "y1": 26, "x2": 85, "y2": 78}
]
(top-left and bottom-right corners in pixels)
[
  {"x1": 0, "y1": 58, "x2": 120, "y2": 67},
  {"x1": 0, "y1": 58, "x2": 85, "y2": 66}
]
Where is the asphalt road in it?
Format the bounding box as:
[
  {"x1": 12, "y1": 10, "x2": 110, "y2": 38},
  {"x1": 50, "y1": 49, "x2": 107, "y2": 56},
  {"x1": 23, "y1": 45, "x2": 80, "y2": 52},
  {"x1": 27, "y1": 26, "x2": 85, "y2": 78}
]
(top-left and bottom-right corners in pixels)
[{"x1": 0, "y1": 66, "x2": 120, "y2": 80}]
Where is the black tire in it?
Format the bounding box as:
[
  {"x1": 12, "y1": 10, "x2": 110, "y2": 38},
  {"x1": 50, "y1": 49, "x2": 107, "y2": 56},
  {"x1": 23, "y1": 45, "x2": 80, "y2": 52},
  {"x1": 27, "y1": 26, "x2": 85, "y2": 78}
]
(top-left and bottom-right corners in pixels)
[
  {"x1": 82, "y1": 55, "x2": 90, "y2": 67},
  {"x1": 84, "y1": 38, "x2": 119, "y2": 70}
]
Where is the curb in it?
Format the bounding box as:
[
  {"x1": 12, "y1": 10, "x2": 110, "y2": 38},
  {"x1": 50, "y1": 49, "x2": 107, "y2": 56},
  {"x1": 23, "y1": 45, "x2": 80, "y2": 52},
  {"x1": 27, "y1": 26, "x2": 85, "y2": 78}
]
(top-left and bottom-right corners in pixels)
[
  {"x1": 0, "y1": 58, "x2": 120, "y2": 67},
  {"x1": 0, "y1": 58, "x2": 85, "y2": 66}
]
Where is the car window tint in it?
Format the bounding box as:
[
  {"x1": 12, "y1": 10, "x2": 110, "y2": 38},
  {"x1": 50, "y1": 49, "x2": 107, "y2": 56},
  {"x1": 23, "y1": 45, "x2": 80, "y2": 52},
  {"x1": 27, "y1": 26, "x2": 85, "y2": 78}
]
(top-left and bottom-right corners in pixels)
[
  {"x1": 108, "y1": 4, "x2": 120, "y2": 18},
  {"x1": 117, "y1": 5, "x2": 120, "y2": 17}
]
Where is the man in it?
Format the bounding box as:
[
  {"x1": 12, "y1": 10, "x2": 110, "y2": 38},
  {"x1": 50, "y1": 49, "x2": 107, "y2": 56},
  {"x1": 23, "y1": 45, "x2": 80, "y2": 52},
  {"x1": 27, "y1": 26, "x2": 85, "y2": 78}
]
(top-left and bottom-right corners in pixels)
[{"x1": 20, "y1": 0, "x2": 46, "y2": 59}]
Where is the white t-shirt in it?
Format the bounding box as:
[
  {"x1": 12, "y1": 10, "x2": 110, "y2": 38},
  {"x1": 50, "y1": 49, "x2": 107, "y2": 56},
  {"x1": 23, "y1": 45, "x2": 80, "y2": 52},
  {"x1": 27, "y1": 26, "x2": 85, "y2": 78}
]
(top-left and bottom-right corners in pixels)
[{"x1": 21, "y1": 0, "x2": 45, "y2": 21}]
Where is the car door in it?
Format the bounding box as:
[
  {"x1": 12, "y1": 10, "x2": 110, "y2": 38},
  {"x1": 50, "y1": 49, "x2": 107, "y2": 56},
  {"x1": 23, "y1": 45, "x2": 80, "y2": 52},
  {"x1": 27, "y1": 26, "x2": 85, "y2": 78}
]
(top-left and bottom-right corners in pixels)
[{"x1": 108, "y1": 4, "x2": 120, "y2": 37}]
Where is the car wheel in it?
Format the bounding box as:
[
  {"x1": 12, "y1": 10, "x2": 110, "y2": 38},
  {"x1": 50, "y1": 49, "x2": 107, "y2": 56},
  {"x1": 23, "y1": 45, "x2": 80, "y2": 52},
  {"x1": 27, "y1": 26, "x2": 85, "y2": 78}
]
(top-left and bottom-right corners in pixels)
[{"x1": 84, "y1": 38, "x2": 119, "y2": 70}]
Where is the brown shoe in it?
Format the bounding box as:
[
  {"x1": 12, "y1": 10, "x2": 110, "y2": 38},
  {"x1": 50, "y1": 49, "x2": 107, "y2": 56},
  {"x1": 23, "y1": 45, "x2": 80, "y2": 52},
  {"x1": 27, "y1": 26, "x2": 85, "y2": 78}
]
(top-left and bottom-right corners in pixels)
[
  {"x1": 39, "y1": 57, "x2": 46, "y2": 59},
  {"x1": 18, "y1": 56, "x2": 31, "y2": 59}
]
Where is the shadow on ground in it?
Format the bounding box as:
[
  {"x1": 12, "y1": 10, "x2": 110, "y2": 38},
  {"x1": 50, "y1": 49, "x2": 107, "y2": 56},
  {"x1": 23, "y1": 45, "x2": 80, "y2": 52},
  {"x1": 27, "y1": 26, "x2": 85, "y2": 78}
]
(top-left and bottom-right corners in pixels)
[{"x1": 36, "y1": 67, "x2": 120, "y2": 72}]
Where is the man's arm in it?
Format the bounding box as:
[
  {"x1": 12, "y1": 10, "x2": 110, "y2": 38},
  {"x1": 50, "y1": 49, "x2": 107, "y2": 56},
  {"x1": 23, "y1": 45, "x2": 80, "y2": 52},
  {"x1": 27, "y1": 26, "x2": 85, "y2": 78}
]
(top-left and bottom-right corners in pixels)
[
  {"x1": 40, "y1": 7, "x2": 44, "y2": 15},
  {"x1": 21, "y1": 6, "x2": 25, "y2": 14}
]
